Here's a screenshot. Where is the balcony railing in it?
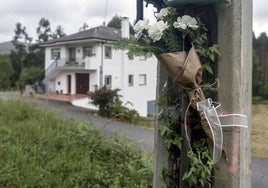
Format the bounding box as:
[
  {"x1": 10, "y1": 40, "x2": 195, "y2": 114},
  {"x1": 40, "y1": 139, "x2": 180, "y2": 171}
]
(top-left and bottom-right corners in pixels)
[
  {"x1": 45, "y1": 57, "x2": 99, "y2": 79},
  {"x1": 55, "y1": 58, "x2": 85, "y2": 67}
]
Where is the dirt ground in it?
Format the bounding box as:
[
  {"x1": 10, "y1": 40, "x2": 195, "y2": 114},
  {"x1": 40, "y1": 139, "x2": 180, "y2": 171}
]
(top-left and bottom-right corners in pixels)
[{"x1": 252, "y1": 104, "x2": 268, "y2": 159}]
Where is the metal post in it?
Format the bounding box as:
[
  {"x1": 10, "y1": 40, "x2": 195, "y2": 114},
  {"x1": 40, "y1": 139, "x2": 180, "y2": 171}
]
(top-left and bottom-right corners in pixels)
[
  {"x1": 136, "y1": 0, "x2": 144, "y2": 22},
  {"x1": 100, "y1": 42, "x2": 104, "y2": 88}
]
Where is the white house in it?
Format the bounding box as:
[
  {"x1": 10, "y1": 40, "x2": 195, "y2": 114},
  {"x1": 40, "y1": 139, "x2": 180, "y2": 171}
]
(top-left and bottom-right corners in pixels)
[{"x1": 41, "y1": 18, "x2": 157, "y2": 117}]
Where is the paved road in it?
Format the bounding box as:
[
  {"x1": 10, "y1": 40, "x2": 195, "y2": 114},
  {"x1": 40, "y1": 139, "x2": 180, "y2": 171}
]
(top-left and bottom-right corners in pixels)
[
  {"x1": 39, "y1": 99, "x2": 154, "y2": 153},
  {"x1": 1, "y1": 93, "x2": 266, "y2": 187}
]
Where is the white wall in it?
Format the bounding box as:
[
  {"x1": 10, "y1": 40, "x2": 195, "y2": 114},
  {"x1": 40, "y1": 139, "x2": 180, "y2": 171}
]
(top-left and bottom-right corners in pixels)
[
  {"x1": 76, "y1": 47, "x2": 83, "y2": 60},
  {"x1": 54, "y1": 72, "x2": 70, "y2": 94},
  {"x1": 103, "y1": 45, "x2": 157, "y2": 117},
  {"x1": 121, "y1": 55, "x2": 157, "y2": 117},
  {"x1": 89, "y1": 71, "x2": 99, "y2": 91}
]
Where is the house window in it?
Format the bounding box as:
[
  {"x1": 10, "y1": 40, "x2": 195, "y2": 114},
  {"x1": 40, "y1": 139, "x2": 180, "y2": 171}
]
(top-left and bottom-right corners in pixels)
[
  {"x1": 51, "y1": 48, "x2": 60, "y2": 59},
  {"x1": 104, "y1": 46, "x2": 112, "y2": 59},
  {"x1": 139, "y1": 74, "x2": 146, "y2": 86},
  {"x1": 128, "y1": 75, "x2": 134, "y2": 86},
  {"x1": 68, "y1": 47, "x2": 76, "y2": 61},
  {"x1": 104, "y1": 75, "x2": 112, "y2": 88},
  {"x1": 83, "y1": 46, "x2": 93, "y2": 58}
]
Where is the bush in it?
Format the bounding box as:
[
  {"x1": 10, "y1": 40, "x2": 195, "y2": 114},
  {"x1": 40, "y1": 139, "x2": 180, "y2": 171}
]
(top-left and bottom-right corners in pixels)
[
  {"x1": 112, "y1": 100, "x2": 140, "y2": 124},
  {"x1": 88, "y1": 86, "x2": 120, "y2": 117},
  {"x1": 16, "y1": 66, "x2": 44, "y2": 90},
  {"x1": 88, "y1": 87, "x2": 140, "y2": 124}
]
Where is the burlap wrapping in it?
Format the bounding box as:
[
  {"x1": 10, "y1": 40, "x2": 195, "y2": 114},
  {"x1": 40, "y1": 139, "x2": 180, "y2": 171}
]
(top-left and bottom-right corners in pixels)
[{"x1": 156, "y1": 45, "x2": 213, "y2": 144}]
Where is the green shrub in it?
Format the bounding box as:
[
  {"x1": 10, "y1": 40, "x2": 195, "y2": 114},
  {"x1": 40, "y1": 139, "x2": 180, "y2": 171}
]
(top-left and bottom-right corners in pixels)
[
  {"x1": 88, "y1": 86, "x2": 120, "y2": 117},
  {"x1": 0, "y1": 99, "x2": 153, "y2": 187},
  {"x1": 16, "y1": 66, "x2": 44, "y2": 90},
  {"x1": 88, "y1": 87, "x2": 140, "y2": 124},
  {"x1": 113, "y1": 101, "x2": 140, "y2": 124}
]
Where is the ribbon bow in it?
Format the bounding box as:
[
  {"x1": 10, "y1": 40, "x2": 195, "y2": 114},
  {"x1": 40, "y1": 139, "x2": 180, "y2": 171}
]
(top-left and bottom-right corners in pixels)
[{"x1": 197, "y1": 98, "x2": 248, "y2": 163}]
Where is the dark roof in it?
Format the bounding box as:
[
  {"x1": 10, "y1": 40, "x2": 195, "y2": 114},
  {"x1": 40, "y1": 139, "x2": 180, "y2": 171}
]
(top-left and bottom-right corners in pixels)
[{"x1": 41, "y1": 26, "x2": 122, "y2": 46}]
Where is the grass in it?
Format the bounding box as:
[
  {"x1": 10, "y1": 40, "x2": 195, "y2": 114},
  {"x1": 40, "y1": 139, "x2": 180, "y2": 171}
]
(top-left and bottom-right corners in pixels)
[
  {"x1": 0, "y1": 99, "x2": 153, "y2": 187},
  {"x1": 252, "y1": 103, "x2": 268, "y2": 159}
]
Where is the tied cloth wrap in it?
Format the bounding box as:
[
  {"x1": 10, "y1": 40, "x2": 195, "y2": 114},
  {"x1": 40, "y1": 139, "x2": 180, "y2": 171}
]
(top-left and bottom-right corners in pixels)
[
  {"x1": 156, "y1": 45, "x2": 248, "y2": 163},
  {"x1": 197, "y1": 98, "x2": 248, "y2": 163}
]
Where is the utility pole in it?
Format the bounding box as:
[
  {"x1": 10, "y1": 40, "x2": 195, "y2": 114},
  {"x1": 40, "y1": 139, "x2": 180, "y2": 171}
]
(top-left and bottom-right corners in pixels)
[
  {"x1": 149, "y1": 0, "x2": 252, "y2": 187},
  {"x1": 215, "y1": 1, "x2": 252, "y2": 187}
]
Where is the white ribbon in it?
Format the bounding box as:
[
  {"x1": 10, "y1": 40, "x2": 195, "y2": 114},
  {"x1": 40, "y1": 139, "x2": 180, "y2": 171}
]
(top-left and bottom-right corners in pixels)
[{"x1": 197, "y1": 98, "x2": 248, "y2": 163}]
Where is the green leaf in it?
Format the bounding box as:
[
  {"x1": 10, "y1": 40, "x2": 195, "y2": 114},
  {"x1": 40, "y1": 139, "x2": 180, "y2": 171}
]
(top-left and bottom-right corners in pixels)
[
  {"x1": 208, "y1": 52, "x2": 215, "y2": 61},
  {"x1": 202, "y1": 63, "x2": 213, "y2": 74},
  {"x1": 172, "y1": 136, "x2": 183, "y2": 149},
  {"x1": 159, "y1": 123, "x2": 172, "y2": 136},
  {"x1": 210, "y1": 44, "x2": 220, "y2": 55}
]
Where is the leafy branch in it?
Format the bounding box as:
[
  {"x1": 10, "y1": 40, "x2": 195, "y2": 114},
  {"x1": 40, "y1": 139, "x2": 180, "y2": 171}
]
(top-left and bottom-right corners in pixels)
[{"x1": 182, "y1": 139, "x2": 214, "y2": 187}]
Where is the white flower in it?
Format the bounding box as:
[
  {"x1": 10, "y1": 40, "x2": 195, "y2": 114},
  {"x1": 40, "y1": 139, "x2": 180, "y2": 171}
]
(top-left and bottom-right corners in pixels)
[
  {"x1": 134, "y1": 19, "x2": 149, "y2": 33},
  {"x1": 155, "y1": 7, "x2": 175, "y2": 20},
  {"x1": 134, "y1": 19, "x2": 149, "y2": 39},
  {"x1": 173, "y1": 15, "x2": 199, "y2": 30},
  {"x1": 148, "y1": 21, "x2": 169, "y2": 42}
]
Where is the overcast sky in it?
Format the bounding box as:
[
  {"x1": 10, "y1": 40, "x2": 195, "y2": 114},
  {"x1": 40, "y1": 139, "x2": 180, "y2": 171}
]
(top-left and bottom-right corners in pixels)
[{"x1": 0, "y1": 0, "x2": 266, "y2": 43}]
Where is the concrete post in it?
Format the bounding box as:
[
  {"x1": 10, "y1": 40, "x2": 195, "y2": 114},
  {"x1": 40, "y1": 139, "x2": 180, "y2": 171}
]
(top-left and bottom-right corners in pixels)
[
  {"x1": 153, "y1": 63, "x2": 170, "y2": 187},
  {"x1": 152, "y1": 1, "x2": 252, "y2": 187},
  {"x1": 215, "y1": 0, "x2": 252, "y2": 187}
]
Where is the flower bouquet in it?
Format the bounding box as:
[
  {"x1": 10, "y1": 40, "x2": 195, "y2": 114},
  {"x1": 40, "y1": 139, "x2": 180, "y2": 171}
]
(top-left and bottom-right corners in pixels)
[{"x1": 114, "y1": 7, "x2": 221, "y2": 161}]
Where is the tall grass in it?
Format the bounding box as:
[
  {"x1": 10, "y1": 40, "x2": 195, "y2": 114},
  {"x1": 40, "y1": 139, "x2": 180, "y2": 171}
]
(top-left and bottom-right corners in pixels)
[{"x1": 0, "y1": 99, "x2": 153, "y2": 187}]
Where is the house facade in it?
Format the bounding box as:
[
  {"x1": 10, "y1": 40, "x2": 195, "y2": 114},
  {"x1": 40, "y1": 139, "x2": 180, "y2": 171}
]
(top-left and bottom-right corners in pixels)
[{"x1": 41, "y1": 18, "x2": 157, "y2": 117}]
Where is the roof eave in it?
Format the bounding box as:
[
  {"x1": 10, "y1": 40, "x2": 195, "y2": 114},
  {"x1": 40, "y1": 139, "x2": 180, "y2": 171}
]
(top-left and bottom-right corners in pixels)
[{"x1": 39, "y1": 38, "x2": 117, "y2": 47}]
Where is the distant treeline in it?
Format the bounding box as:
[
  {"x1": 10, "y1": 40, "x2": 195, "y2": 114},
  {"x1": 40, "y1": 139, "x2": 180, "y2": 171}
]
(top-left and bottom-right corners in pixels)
[{"x1": 253, "y1": 32, "x2": 268, "y2": 99}]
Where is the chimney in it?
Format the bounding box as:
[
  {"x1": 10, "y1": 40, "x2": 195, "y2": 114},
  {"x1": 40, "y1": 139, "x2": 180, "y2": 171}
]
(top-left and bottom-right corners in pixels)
[{"x1": 121, "y1": 17, "x2": 130, "y2": 39}]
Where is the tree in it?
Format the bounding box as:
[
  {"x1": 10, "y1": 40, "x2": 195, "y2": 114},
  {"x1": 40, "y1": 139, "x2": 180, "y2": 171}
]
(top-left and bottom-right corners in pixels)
[
  {"x1": 24, "y1": 50, "x2": 44, "y2": 68},
  {"x1": 52, "y1": 25, "x2": 66, "y2": 39},
  {"x1": 10, "y1": 22, "x2": 32, "y2": 86},
  {"x1": 254, "y1": 32, "x2": 268, "y2": 83},
  {"x1": 252, "y1": 32, "x2": 268, "y2": 98},
  {"x1": 107, "y1": 15, "x2": 134, "y2": 34},
  {"x1": 252, "y1": 50, "x2": 263, "y2": 96},
  {"x1": 36, "y1": 18, "x2": 52, "y2": 42},
  {"x1": 16, "y1": 66, "x2": 44, "y2": 91},
  {"x1": 0, "y1": 55, "x2": 13, "y2": 89},
  {"x1": 13, "y1": 23, "x2": 32, "y2": 46},
  {"x1": 107, "y1": 15, "x2": 121, "y2": 29}
]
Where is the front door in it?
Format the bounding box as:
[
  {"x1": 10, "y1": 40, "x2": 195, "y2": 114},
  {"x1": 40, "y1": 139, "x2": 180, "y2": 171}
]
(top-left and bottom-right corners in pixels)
[
  {"x1": 67, "y1": 75, "x2": 71, "y2": 94},
  {"x1": 76, "y1": 73, "x2": 89, "y2": 94}
]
